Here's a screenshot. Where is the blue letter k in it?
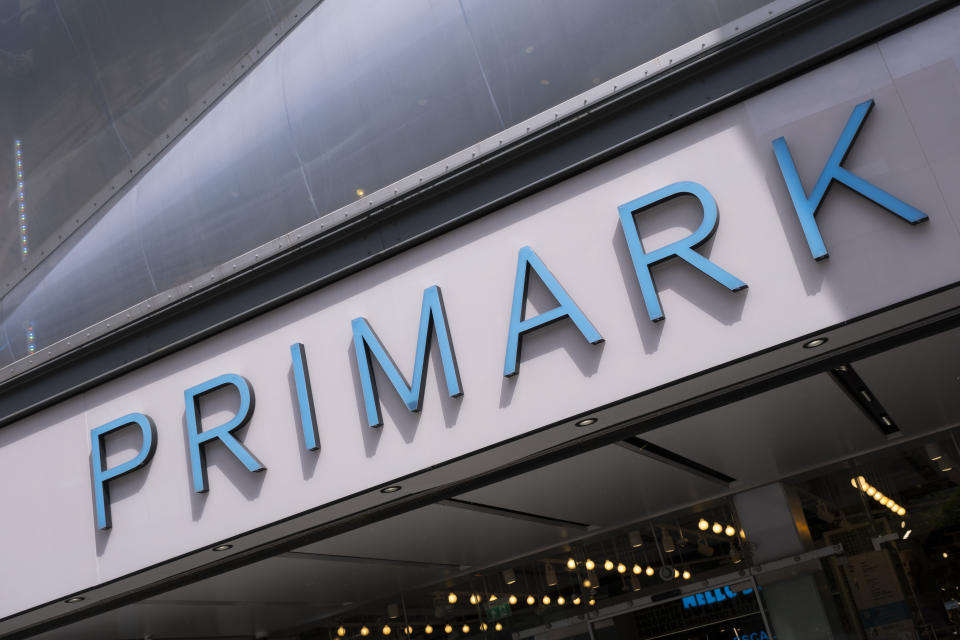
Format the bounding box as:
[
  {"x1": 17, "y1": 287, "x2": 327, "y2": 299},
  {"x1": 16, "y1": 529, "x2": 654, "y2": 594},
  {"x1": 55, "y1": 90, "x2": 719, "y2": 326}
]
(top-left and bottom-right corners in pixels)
[{"x1": 772, "y1": 99, "x2": 928, "y2": 260}]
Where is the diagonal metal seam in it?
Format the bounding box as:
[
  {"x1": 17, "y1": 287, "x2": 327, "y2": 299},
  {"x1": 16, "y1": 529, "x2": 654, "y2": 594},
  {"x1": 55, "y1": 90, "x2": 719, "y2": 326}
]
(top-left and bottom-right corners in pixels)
[
  {"x1": 617, "y1": 437, "x2": 737, "y2": 486},
  {"x1": 0, "y1": 0, "x2": 820, "y2": 389},
  {"x1": 438, "y1": 498, "x2": 593, "y2": 531},
  {"x1": 280, "y1": 551, "x2": 465, "y2": 570}
]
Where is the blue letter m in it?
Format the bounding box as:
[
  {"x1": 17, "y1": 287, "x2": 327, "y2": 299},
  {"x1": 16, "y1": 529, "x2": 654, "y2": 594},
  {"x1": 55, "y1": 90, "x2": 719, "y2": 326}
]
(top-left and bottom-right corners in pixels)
[
  {"x1": 352, "y1": 285, "x2": 462, "y2": 428},
  {"x1": 772, "y1": 99, "x2": 928, "y2": 260}
]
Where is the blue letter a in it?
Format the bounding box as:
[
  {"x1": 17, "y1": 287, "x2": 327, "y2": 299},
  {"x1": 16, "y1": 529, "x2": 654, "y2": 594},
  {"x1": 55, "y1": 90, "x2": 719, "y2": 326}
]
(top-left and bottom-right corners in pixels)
[
  {"x1": 504, "y1": 246, "x2": 603, "y2": 377},
  {"x1": 352, "y1": 285, "x2": 462, "y2": 428},
  {"x1": 772, "y1": 99, "x2": 927, "y2": 260}
]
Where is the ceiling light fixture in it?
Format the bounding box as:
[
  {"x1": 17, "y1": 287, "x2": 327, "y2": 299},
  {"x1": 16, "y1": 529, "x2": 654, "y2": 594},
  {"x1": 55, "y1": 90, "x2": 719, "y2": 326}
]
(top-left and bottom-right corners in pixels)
[
  {"x1": 212, "y1": 544, "x2": 233, "y2": 552},
  {"x1": 661, "y1": 529, "x2": 675, "y2": 553},
  {"x1": 575, "y1": 417, "x2": 597, "y2": 427},
  {"x1": 64, "y1": 596, "x2": 84, "y2": 603},
  {"x1": 545, "y1": 564, "x2": 558, "y2": 586},
  {"x1": 803, "y1": 337, "x2": 827, "y2": 348},
  {"x1": 381, "y1": 486, "x2": 401, "y2": 494},
  {"x1": 503, "y1": 569, "x2": 517, "y2": 585},
  {"x1": 902, "y1": 529, "x2": 912, "y2": 540},
  {"x1": 629, "y1": 530, "x2": 643, "y2": 547}
]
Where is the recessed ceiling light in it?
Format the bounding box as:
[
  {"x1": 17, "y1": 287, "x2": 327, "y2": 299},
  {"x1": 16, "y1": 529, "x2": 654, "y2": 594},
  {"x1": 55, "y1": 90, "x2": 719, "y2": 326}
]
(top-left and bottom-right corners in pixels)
[
  {"x1": 575, "y1": 417, "x2": 597, "y2": 427},
  {"x1": 803, "y1": 337, "x2": 828, "y2": 349},
  {"x1": 64, "y1": 596, "x2": 84, "y2": 603},
  {"x1": 212, "y1": 544, "x2": 233, "y2": 552},
  {"x1": 381, "y1": 485, "x2": 401, "y2": 494}
]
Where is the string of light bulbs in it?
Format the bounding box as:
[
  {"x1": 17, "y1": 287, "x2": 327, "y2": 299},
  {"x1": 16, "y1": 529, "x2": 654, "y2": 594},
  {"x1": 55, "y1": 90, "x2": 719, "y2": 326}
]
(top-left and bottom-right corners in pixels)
[{"x1": 851, "y1": 476, "x2": 906, "y2": 516}]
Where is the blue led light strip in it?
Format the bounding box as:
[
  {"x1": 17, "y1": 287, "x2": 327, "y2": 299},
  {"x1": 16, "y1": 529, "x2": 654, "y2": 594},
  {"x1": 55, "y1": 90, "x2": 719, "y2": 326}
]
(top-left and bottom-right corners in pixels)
[{"x1": 14, "y1": 139, "x2": 27, "y2": 259}]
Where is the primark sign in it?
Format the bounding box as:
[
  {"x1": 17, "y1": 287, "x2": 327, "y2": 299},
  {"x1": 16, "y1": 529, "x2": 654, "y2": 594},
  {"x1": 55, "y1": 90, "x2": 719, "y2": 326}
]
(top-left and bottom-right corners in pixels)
[{"x1": 90, "y1": 99, "x2": 930, "y2": 531}]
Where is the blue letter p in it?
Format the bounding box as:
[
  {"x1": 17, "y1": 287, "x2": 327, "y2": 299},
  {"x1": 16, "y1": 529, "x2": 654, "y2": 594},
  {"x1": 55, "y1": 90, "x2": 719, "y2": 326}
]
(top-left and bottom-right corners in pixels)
[{"x1": 90, "y1": 413, "x2": 157, "y2": 530}]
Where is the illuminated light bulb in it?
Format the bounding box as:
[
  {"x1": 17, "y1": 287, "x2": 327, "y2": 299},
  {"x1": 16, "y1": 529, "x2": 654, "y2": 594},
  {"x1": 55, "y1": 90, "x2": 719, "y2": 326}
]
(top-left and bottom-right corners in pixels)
[
  {"x1": 479, "y1": 623, "x2": 487, "y2": 631},
  {"x1": 725, "y1": 525, "x2": 736, "y2": 537},
  {"x1": 943, "y1": 552, "x2": 949, "y2": 559},
  {"x1": 674, "y1": 568, "x2": 680, "y2": 579},
  {"x1": 712, "y1": 522, "x2": 723, "y2": 534},
  {"x1": 566, "y1": 558, "x2": 576, "y2": 570},
  {"x1": 361, "y1": 627, "x2": 370, "y2": 637},
  {"x1": 682, "y1": 570, "x2": 691, "y2": 580},
  {"x1": 898, "y1": 507, "x2": 906, "y2": 516},
  {"x1": 617, "y1": 563, "x2": 626, "y2": 574},
  {"x1": 356, "y1": 189, "x2": 365, "y2": 197},
  {"x1": 495, "y1": 623, "x2": 503, "y2": 632},
  {"x1": 740, "y1": 529, "x2": 746, "y2": 539},
  {"x1": 404, "y1": 626, "x2": 413, "y2": 635},
  {"x1": 572, "y1": 596, "x2": 581, "y2": 605},
  {"x1": 588, "y1": 599, "x2": 596, "y2": 606},
  {"x1": 469, "y1": 594, "x2": 479, "y2": 605},
  {"x1": 874, "y1": 492, "x2": 883, "y2": 502},
  {"x1": 425, "y1": 625, "x2": 434, "y2": 635},
  {"x1": 338, "y1": 627, "x2": 347, "y2": 637},
  {"x1": 850, "y1": 477, "x2": 857, "y2": 488},
  {"x1": 383, "y1": 626, "x2": 392, "y2": 635},
  {"x1": 443, "y1": 625, "x2": 452, "y2": 635},
  {"x1": 582, "y1": 579, "x2": 592, "y2": 588},
  {"x1": 645, "y1": 566, "x2": 654, "y2": 577},
  {"x1": 542, "y1": 595, "x2": 551, "y2": 605},
  {"x1": 698, "y1": 519, "x2": 709, "y2": 531},
  {"x1": 557, "y1": 596, "x2": 565, "y2": 605},
  {"x1": 603, "y1": 559, "x2": 614, "y2": 571},
  {"x1": 448, "y1": 593, "x2": 458, "y2": 604},
  {"x1": 866, "y1": 487, "x2": 876, "y2": 496},
  {"x1": 489, "y1": 594, "x2": 497, "y2": 602},
  {"x1": 584, "y1": 559, "x2": 595, "y2": 571},
  {"x1": 462, "y1": 625, "x2": 470, "y2": 634},
  {"x1": 633, "y1": 564, "x2": 642, "y2": 574},
  {"x1": 526, "y1": 595, "x2": 535, "y2": 606},
  {"x1": 508, "y1": 595, "x2": 518, "y2": 605},
  {"x1": 880, "y1": 497, "x2": 889, "y2": 506}
]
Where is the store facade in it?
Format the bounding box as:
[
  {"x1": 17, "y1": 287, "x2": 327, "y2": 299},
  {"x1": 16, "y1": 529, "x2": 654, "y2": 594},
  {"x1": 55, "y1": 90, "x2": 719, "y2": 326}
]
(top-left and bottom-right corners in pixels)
[{"x1": 2, "y1": 0, "x2": 960, "y2": 638}]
